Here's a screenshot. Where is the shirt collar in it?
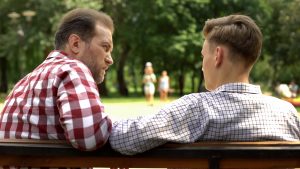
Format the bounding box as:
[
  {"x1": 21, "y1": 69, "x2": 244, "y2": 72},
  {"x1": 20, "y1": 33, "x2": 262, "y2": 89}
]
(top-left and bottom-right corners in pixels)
[
  {"x1": 46, "y1": 50, "x2": 69, "y2": 59},
  {"x1": 214, "y1": 83, "x2": 262, "y2": 94}
]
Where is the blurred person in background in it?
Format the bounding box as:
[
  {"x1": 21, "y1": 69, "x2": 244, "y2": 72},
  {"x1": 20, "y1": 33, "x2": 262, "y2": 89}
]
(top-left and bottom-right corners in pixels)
[
  {"x1": 158, "y1": 70, "x2": 170, "y2": 101},
  {"x1": 289, "y1": 80, "x2": 299, "y2": 98},
  {"x1": 143, "y1": 62, "x2": 156, "y2": 106}
]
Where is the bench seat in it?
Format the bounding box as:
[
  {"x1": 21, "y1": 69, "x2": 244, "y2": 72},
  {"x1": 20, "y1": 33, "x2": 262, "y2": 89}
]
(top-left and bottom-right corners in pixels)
[{"x1": 0, "y1": 139, "x2": 300, "y2": 169}]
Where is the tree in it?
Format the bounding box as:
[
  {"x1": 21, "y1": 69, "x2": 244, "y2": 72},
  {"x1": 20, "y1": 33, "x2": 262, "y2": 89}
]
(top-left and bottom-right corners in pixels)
[
  {"x1": 1, "y1": 0, "x2": 300, "y2": 95},
  {"x1": 103, "y1": 0, "x2": 207, "y2": 95},
  {"x1": 0, "y1": 0, "x2": 103, "y2": 93},
  {"x1": 262, "y1": 0, "x2": 300, "y2": 86}
]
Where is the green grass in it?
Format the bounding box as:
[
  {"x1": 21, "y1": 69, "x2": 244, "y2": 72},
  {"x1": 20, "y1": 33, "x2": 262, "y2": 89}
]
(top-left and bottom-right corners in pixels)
[
  {"x1": 101, "y1": 96, "x2": 148, "y2": 103},
  {"x1": 101, "y1": 95, "x2": 178, "y2": 103},
  {"x1": 0, "y1": 90, "x2": 179, "y2": 103},
  {"x1": 1, "y1": 91, "x2": 300, "y2": 113}
]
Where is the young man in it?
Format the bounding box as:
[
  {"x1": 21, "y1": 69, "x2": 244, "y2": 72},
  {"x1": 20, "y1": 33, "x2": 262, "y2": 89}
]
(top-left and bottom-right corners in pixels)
[
  {"x1": 0, "y1": 8, "x2": 114, "y2": 151},
  {"x1": 109, "y1": 14, "x2": 300, "y2": 155}
]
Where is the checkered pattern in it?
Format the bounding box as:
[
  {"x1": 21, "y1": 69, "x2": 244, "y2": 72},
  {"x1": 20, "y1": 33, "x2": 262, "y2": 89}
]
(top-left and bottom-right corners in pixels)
[
  {"x1": 0, "y1": 50, "x2": 112, "y2": 151},
  {"x1": 109, "y1": 83, "x2": 300, "y2": 155}
]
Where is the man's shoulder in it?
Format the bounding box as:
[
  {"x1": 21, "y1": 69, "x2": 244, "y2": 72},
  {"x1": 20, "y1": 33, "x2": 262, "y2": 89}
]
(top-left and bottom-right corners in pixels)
[
  {"x1": 264, "y1": 95, "x2": 297, "y2": 112},
  {"x1": 178, "y1": 92, "x2": 211, "y2": 105},
  {"x1": 47, "y1": 56, "x2": 90, "y2": 75},
  {"x1": 25, "y1": 53, "x2": 94, "y2": 85},
  {"x1": 264, "y1": 94, "x2": 291, "y2": 104},
  {"x1": 46, "y1": 51, "x2": 89, "y2": 71}
]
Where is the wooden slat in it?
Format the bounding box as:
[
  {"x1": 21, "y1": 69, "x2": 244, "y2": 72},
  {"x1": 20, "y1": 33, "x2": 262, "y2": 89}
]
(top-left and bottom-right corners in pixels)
[
  {"x1": 1, "y1": 139, "x2": 300, "y2": 146},
  {"x1": 221, "y1": 158, "x2": 300, "y2": 169},
  {"x1": 163, "y1": 141, "x2": 300, "y2": 148},
  {"x1": 0, "y1": 138, "x2": 67, "y2": 144},
  {"x1": 0, "y1": 139, "x2": 300, "y2": 168},
  {"x1": 0, "y1": 155, "x2": 300, "y2": 168},
  {"x1": 0, "y1": 156, "x2": 209, "y2": 168},
  {"x1": 2, "y1": 139, "x2": 300, "y2": 148}
]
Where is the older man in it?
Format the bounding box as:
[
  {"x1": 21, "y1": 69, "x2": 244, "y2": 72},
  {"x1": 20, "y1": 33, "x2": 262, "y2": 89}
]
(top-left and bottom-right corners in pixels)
[{"x1": 0, "y1": 8, "x2": 114, "y2": 151}]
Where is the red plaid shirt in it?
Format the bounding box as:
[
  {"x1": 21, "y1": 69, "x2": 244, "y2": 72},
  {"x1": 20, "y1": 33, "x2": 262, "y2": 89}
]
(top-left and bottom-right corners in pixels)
[{"x1": 0, "y1": 50, "x2": 112, "y2": 151}]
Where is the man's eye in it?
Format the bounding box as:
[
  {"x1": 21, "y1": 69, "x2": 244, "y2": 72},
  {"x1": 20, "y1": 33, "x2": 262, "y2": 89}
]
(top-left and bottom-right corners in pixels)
[{"x1": 102, "y1": 45, "x2": 109, "y2": 52}]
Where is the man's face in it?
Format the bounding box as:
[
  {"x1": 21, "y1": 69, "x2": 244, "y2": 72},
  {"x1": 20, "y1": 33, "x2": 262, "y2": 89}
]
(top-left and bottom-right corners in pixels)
[
  {"x1": 201, "y1": 39, "x2": 216, "y2": 91},
  {"x1": 80, "y1": 23, "x2": 113, "y2": 84}
]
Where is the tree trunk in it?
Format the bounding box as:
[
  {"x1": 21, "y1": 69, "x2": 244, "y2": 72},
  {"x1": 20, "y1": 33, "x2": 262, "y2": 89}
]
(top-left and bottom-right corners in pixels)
[
  {"x1": 198, "y1": 70, "x2": 205, "y2": 92},
  {"x1": 117, "y1": 44, "x2": 130, "y2": 96},
  {"x1": 178, "y1": 72, "x2": 184, "y2": 96},
  {"x1": 130, "y1": 63, "x2": 138, "y2": 95},
  {"x1": 0, "y1": 57, "x2": 8, "y2": 93},
  {"x1": 191, "y1": 69, "x2": 196, "y2": 93}
]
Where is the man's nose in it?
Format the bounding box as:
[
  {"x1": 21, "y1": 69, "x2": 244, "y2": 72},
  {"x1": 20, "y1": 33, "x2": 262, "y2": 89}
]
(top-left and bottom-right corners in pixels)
[{"x1": 106, "y1": 54, "x2": 113, "y2": 65}]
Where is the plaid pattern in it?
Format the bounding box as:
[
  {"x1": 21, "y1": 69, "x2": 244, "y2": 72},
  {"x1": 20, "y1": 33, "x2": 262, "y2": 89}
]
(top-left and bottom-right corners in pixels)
[
  {"x1": 109, "y1": 83, "x2": 300, "y2": 155},
  {"x1": 0, "y1": 50, "x2": 112, "y2": 151}
]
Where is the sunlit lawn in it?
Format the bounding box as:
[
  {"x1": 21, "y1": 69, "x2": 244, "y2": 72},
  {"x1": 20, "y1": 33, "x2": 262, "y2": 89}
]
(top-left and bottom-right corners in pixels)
[
  {"x1": 0, "y1": 95, "x2": 299, "y2": 118},
  {"x1": 101, "y1": 96, "x2": 177, "y2": 121},
  {"x1": 0, "y1": 96, "x2": 178, "y2": 121}
]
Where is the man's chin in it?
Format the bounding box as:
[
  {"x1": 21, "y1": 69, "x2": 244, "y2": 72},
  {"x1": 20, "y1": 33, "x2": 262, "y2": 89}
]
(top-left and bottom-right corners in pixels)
[{"x1": 95, "y1": 77, "x2": 104, "y2": 84}]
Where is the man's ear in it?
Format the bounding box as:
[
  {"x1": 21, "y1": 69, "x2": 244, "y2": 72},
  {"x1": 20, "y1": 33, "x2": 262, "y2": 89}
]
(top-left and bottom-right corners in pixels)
[
  {"x1": 215, "y1": 46, "x2": 223, "y2": 67},
  {"x1": 67, "y1": 34, "x2": 82, "y2": 54}
]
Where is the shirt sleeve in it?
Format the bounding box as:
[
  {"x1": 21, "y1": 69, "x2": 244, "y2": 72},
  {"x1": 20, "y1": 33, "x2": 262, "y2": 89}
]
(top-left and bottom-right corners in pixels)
[
  {"x1": 56, "y1": 62, "x2": 112, "y2": 151},
  {"x1": 109, "y1": 94, "x2": 209, "y2": 155}
]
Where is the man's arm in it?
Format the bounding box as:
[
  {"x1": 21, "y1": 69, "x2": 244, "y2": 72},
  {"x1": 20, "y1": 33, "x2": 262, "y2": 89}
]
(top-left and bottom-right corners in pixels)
[
  {"x1": 109, "y1": 94, "x2": 208, "y2": 155},
  {"x1": 56, "y1": 62, "x2": 112, "y2": 151}
]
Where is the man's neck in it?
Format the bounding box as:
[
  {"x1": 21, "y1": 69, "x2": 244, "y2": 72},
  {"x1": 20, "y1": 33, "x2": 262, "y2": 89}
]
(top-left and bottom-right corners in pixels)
[
  {"x1": 215, "y1": 63, "x2": 251, "y2": 88},
  {"x1": 60, "y1": 47, "x2": 77, "y2": 59}
]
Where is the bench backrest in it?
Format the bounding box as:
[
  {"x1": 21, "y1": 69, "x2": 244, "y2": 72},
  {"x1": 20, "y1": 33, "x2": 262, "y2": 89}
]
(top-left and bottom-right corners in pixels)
[{"x1": 0, "y1": 139, "x2": 300, "y2": 169}]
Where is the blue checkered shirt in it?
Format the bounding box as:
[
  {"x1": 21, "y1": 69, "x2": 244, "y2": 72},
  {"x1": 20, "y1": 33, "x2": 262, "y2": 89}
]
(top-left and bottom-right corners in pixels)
[{"x1": 109, "y1": 83, "x2": 300, "y2": 155}]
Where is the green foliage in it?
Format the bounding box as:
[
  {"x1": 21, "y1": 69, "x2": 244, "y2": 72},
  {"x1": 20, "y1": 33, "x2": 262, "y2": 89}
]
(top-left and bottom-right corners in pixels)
[
  {"x1": 0, "y1": 0, "x2": 64, "y2": 82},
  {"x1": 64, "y1": 0, "x2": 103, "y2": 9},
  {"x1": 261, "y1": 0, "x2": 300, "y2": 85},
  {"x1": 0, "y1": 0, "x2": 103, "y2": 83},
  {"x1": 251, "y1": 55, "x2": 274, "y2": 86},
  {"x1": 1, "y1": 0, "x2": 300, "y2": 95}
]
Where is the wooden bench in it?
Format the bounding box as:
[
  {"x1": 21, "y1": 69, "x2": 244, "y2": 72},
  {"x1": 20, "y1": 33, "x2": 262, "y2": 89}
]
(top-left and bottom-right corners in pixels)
[{"x1": 0, "y1": 139, "x2": 300, "y2": 169}]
